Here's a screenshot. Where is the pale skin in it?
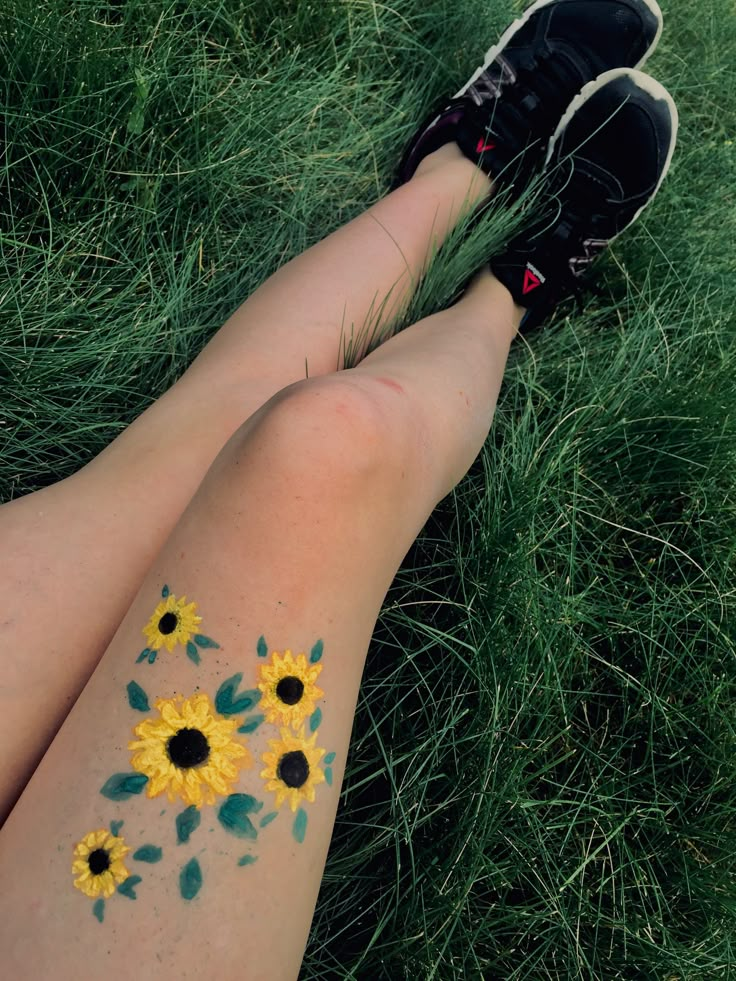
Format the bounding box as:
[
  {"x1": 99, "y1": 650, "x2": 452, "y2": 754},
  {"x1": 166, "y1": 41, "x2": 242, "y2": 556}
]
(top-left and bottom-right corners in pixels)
[{"x1": 0, "y1": 142, "x2": 521, "y2": 979}]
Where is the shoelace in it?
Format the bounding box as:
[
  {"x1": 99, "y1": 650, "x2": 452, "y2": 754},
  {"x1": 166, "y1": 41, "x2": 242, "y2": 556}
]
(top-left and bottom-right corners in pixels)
[{"x1": 468, "y1": 46, "x2": 588, "y2": 144}]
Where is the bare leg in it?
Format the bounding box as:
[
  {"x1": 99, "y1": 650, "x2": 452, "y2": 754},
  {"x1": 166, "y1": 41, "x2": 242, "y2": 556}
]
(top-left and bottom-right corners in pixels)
[
  {"x1": 0, "y1": 145, "x2": 492, "y2": 818},
  {"x1": 0, "y1": 272, "x2": 519, "y2": 979}
]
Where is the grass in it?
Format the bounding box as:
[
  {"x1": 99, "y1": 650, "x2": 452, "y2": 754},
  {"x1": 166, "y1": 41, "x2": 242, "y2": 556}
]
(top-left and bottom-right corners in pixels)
[{"x1": 2, "y1": 0, "x2": 736, "y2": 977}]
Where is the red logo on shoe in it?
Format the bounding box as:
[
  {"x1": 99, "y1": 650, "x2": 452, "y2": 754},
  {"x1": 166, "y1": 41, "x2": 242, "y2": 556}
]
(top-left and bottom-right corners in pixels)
[
  {"x1": 523, "y1": 268, "x2": 543, "y2": 295},
  {"x1": 476, "y1": 137, "x2": 496, "y2": 153}
]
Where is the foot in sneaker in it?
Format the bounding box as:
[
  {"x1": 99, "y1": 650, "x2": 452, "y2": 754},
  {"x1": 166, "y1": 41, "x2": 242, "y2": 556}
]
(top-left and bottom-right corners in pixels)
[
  {"x1": 397, "y1": 0, "x2": 663, "y2": 191},
  {"x1": 490, "y1": 68, "x2": 678, "y2": 329}
]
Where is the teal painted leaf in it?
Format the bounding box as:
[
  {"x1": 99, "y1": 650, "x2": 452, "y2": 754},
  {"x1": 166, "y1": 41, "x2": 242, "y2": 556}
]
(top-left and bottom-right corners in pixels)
[
  {"x1": 185, "y1": 641, "x2": 201, "y2": 665},
  {"x1": 161, "y1": 584, "x2": 170, "y2": 598},
  {"x1": 147, "y1": 648, "x2": 158, "y2": 664},
  {"x1": 309, "y1": 707, "x2": 322, "y2": 732},
  {"x1": 92, "y1": 898, "x2": 105, "y2": 923},
  {"x1": 110, "y1": 820, "x2": 124, "y2": 837},
  {"x1": 310, "y1": 639, "x2": 324, "y2": 663},
  {"x1": 176, "y1": 806, "x2": 201, "y2": 845},
  {"x1": 259, "y1": 811, "x2": 278, "y2": 828},
  {"x1": 194, "y1": 634, "x2": 219, "y2": 649},
  {"x1": 217, "y1": 794, "x2": 262, "y2": 839},
  {"x1": 215, "y1": 673, "x2": 261, "y2": 716},
  {"x1": 126, "y1": 680, "x2": 150, "y2": 712},
  {"x1": 256, "y1": 635, "x2": 268, "y2": 658},
  {"x1": 133, "y1": 844, "x2": 163, "y2": 863},
  {"x1": 237, "y1": 714, "x2": 264, "y2": 735},
  {"x1": 117, "y1": 875, "x2": 142, "y2": 900},
  {"x1": 180, "y1": 857, "x2": 202, "y2": 901},
  {"x1": 136, "y1": 648, "x2": 151, "y2": 663},
  {"x1": 293, "y1": 808, "x2": 308, "y2": 844},
  {"x1": 237, "y1": 855, "x2": 257, "y2": 867},
  {"x1": 325, "y1": 767, "x2": 333, "y2": 787},
  {"x1": 100, "y1": 773, "x2": 148, "y2": 801},
  {"x1": 323, "y1": 752, "x2": 336, "y2": 765}
]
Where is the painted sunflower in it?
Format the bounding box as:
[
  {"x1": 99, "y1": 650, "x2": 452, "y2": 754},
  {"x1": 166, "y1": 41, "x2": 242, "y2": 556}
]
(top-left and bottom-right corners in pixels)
[
  {"x1": 261, "y1": 726, "x2": 326, "y2": 812},
  {"x1": 257, "y1": 649, "x2": 324, "y2": 728},
  {"x1": 129, "y1": 693, "x2": 252, "y2": 807},
  {"x1": 72, "y1": 828, "x2": 130, "y2": 899},
  {"x1": 143, "y1": 593, "x2": 202, "y2": 653}
]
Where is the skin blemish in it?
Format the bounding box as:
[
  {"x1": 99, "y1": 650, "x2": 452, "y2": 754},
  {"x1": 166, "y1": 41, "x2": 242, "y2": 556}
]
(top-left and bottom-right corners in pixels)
[{"x1": 375, "y1": 376, "x2": 404, "y2": 395}]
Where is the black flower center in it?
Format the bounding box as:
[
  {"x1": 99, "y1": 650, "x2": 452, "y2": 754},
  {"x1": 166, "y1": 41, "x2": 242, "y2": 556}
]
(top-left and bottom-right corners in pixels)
[
  {"x1": 158, "y1": 611, "x2": 179, "y2": 635},
  {"x1": 275, "y1": 676, "x2": 305, "y2": 705},
  {"x1": 277, "y1": 750, "x2": 309, "y2": 788},
  {"x1": 167, "y1": 727, "x2": 210, "y2": 768},
  {"x1": 88, "y1": 848, "x2": 111, "y2": 876}
]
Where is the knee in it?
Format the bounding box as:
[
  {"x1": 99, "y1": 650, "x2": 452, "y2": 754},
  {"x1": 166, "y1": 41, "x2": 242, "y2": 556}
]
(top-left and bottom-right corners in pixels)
[{"x1": 229, "y1": 375, "x2": 417, "y2": 489}]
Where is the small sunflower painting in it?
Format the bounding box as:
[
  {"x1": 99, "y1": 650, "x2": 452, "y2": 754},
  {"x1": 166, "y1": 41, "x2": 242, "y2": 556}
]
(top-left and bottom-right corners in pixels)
[
  {"x1": 136, "y1": 584, "x2": 220, "y2": 665},
  {"x1": 257, "y1": 649, "x2": 324, "y2": 729},
  {"x1": 72, "y1": 829, "x2": 130, "y2": 899},
  {"x1": 129, "y1": 693, "x2": 252, "y2": 807},
  {"x1": 261, "y1": 727, "x2": 326, "y2": 813}
]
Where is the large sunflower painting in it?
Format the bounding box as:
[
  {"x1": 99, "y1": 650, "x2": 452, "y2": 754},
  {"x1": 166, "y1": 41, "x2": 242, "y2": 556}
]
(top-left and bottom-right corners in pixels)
[{"x1": 129, "y1": 693, "x2": 252, "y2": 807}]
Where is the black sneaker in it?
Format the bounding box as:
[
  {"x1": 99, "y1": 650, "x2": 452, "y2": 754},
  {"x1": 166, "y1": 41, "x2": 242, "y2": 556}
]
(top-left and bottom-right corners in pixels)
[
  {"x1": 396, "y1": 0, "x2": 663, "y2": 190},
  {"x1": 490, "y1": 68, "x2": 678, "y2": 328}
]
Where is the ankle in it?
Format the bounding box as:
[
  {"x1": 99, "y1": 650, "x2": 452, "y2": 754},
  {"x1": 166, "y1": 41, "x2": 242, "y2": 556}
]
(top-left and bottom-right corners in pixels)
[
  {"x1": 459, "y1": 269, "x2": 524, "y2": 345},
  {"x1": 412, "y1": 141, "x2": 468, "y2": 177}
]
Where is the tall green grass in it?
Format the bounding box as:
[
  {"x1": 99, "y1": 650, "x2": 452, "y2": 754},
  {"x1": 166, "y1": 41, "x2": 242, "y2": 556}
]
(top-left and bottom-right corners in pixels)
[{"x1": 2, "y1": 1, "x2": 735, "y2": 977}]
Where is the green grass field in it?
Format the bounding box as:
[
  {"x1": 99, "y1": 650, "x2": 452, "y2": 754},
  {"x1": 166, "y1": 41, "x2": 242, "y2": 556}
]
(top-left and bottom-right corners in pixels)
[{"x1": 2, "y1": 1, "x2": 735, "y2": 977}]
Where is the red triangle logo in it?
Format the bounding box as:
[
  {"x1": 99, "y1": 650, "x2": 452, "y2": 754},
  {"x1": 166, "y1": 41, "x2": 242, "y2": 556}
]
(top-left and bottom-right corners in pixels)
[
  {"x1": 476, "y1": 137, "x2": 496, "y2": 153},
  {"x1": 523, "y1": 268, "x2": 542, "y2": 295}
]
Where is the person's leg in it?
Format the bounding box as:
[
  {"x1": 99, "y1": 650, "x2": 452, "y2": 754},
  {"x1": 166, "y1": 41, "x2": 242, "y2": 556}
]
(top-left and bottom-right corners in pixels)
[
  {"x1": 0, "y1": 270, "x2": 520, "y2": 980},
  {"x1": 0, "y1": 144, "x2": 491, "y2": 820}
]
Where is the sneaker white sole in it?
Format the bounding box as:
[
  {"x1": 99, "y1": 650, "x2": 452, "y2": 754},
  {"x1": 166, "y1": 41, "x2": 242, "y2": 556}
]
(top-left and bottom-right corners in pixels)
[
  {"x1": 454, "y1": 0, "x2": 664, "y2": 99},
  {"x1": 545, "y1": 67, "x2": 679, "y2": 235}
]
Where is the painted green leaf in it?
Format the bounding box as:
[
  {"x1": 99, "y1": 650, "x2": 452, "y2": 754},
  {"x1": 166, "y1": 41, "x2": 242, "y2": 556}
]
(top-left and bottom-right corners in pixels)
[
  {"x1": 323, "y1": 752, "x2": 336, "y2": 765},
  {"x1": 194, "y1": 634, "x2": 219, "y2": 649},
  {"x1": 100, "y1": 773, "x2": 148, "y2": 800},
  {"x1": 136, "y1": 648, "x2": 151, "y2": 663},
  {"x1": 259, "y1": 811, "x2": 278, "y2": 828},
  {"x1": 325, "y1": 767, "x2": 333, "y2": 787},
  {"x1": 310, "y1": 639, "x2": 324, "y2": 663},
  {"x1": 256, "y1": 635, "x2": 268, "y2": 658},
  {"x1": 176, "y1": 806, "x2": 201, "y2": 845},
  {"x1": 93, "y1": 898, "x2": 105, "y2": 923},
  {"x1": 180, "y1": 857, "x2": 202, "y2": 901},
  {"x1": 117, "y1": 875, "x2": 142, "y2": 900},
  {"x1": 162, "y1": 584, "x2": 170, "y2": 598},
  {"x1": 237, "y1": 855, "x2": 257, "y2": 867},
  {"x1": 185, "y1": 641, "x2": 201, "y2": 665},
  {"x1": 110, "y1": 820, "x2": 124, "y2": 837},
  {"x1": 237, "y1": 714, "x2": 264, "y2": 735},
  {"x1": 217, "y1": 794, "x2": 262, "y2": 839},
  {"x1": 133, "y1": 844, "x2": 163, "y2": 863},
  {"x1": 293, "y1": 808, "x2": 308, "y2": 844},
  {"x1": 309, "y1": 707, "x2": 322, "y2": 732},
  {"x1": 215, "y1": 673, "x2": 261, "y2": 716},
  {"x1": 147, "y1": 648, "x2": 158, "y2": 664},
  {"x1": 126, "y1": 680, "x2": 150, "y2": 712}
]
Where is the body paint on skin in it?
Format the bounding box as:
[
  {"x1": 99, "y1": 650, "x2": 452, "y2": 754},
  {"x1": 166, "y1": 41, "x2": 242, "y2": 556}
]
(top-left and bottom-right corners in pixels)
[
  {"x1": 257, "y1": 650, "x2": 323, "y2": 729},
  {"x1": 180, "y1": 857, "x2": 203, "y2": 901},
  {"x1": 176, "y1": 806, "x2": 201, "y2": 844},
  {"x1": 79, "y1": 632, "x2": 334, "y2": 920},
  {"x1": 136, "y1": 585, "x2": 220, "y2": 664}
]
